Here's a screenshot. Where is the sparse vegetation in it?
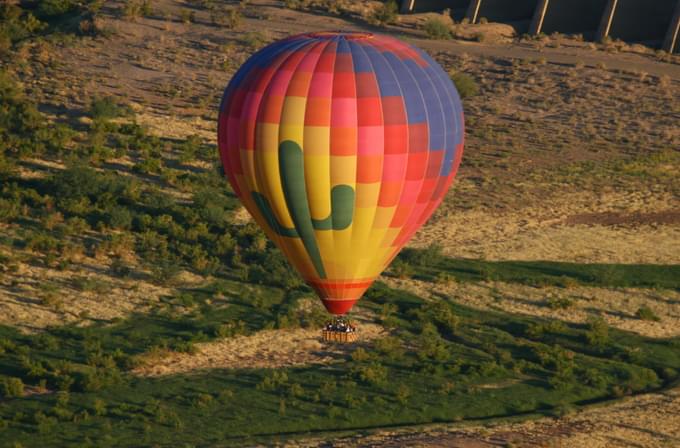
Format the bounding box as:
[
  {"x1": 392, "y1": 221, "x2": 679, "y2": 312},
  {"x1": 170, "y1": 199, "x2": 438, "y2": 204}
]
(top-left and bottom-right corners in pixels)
[
  {"x1": 423, "y1": 17, "x2": 452, "y2": 40},
  {"x1": 449, "y1": 71, "x2": 479, "y2": 99},
  {"x1": 636, "y1": 305, "x2": 660, "y2": 322},
  {"x1": 370, "y1": 0, "x2": 398, "y2": 27},
  {"x1": 1, "y1": 1, "x2": 679, "y2": 446}
]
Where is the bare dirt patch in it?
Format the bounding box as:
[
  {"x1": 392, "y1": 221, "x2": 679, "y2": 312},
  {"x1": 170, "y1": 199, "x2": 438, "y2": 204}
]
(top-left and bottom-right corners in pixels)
[
  {"x1": 132, "y1": 322, "x2": 386, "y2": 377},
  {"x1": 412, "y1": 191, "x2": 680, "y2": 264},
  {"x1": 564, "y1": 210, "x2": 680, "y2": 226},
  {"x1": 0, "y1": 257, "x2": 170, "y2": 332}
]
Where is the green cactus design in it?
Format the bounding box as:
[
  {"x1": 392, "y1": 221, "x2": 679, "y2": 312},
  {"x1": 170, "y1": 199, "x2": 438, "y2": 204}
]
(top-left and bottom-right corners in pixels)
[{"x1": 251, "y1": 140, "x2": 355, "y2": 279}]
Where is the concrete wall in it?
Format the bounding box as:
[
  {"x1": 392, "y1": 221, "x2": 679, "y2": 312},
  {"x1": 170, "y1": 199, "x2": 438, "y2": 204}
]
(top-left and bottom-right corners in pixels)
[
  {"x1": 467, "y1": 0, "x2": 540, "y2": 23},
  {"x1": 603, "y1": 0, "x2": 677, "y2": 43},
  {"x1": 538, "y1": 0, "x2": 608, "y2": 34},
  {"x1": 402, "y1": 0, "x2": 680, "y2": 51}
]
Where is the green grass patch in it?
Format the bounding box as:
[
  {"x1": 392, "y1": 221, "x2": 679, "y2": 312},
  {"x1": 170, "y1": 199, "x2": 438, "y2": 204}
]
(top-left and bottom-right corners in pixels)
[{"x1": 0, "y1": 283, "x2": 678, "y2": 446}]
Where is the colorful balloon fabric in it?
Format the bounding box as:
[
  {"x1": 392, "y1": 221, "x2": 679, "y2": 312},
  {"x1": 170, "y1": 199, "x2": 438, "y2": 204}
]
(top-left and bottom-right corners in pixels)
[{"x1": 218, "y1": 31, "x2": 464, "y2": 315}]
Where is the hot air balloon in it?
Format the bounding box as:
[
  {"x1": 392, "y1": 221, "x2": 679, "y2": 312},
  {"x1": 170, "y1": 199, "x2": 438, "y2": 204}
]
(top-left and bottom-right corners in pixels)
[{"x1": 217, "y1": 31, "x2": 464, "y2": 328}]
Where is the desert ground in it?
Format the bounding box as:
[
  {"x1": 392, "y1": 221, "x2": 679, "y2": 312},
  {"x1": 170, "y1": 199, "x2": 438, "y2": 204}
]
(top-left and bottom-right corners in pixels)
[{"x1": 0, "y1": 1, "x2": 678, "y2": 447}]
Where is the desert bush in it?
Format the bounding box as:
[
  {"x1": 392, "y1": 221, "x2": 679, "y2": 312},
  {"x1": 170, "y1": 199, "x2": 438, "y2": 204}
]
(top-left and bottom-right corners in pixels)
[
  {"x1": 416, "y1": 323, "x2": 449, "y2": 362},
  {"x1": 121, "y1": 0, "x2": 152, "y2": 19},
  {"x1": 106, "y1": 206, "x2": 133, "y2": 229},
  {"x1": 242, "y1": 31, "x2": 267, "y2": 49},
  {"x1": 211, "y1": 6, "x2": 241, "y2": 29},
  {"x1": 34, "y1": 411, "x2": 58, "y2": 433},
  {"x1": 38, "y1": 0, "x2": 80, "y2": 17},
  {"x1": 148, "y1": 258, "x2": 181, "y2": 284},
  {"x1": 1, "y1": 377, "x2": 24, "y2": 398},
  {"x1": 423, "y1": 17, "x2": 451, "y2": 40},
  {"x1": 1, "y1": 5, "x2": 46, "y2": 50},
  {"x1": 192, "y1": 393, "x2": 214, "y2": 408},
  {"x1": 179, "y1": 8, "x2": 195, "y2": 23},
  {"x1": 425, "y1": 301, "x2": 460, "y2": 334},
  {"x1": 374, "y1": 336, "x2": 404, "y2": 360},
  {"x1": 395, "y1": 384, "x2": 411, "y2": 405},
  {"x1": 134, "y1": 157, "x2": 163, "y2": 175},
  {"x1": 110, "y1": 257, "x2": 132, "y2": 277},
  {"x1": 351, "y1": 347, "x2": 371, "y2": 362},
  {"x1": 0, "y1": 198, "x2": 20, "y2": 222},
  {"x1": 581, "y1": 367, "x2": 608, "y2": 389},
  {"x1": 635, "y1": 305, "x2": 660, "y2": 321},
  {"x1": 50, "y1": 165, "x2": 128, "y2": 208},
  {"x1": 585, "y1": 316, "x2": 609, "y2": 349},
  {"x1": 546, "y1": 295, "x2": 574, "y2": 310},
  {"x1": 89, "y1": 96, "x2": 125, "y2": 122},
  {"x1": 449, "y1": 71, "x2": 479, "y2": 99},
  {"x1": 178, "y1": 134, "x2": 202, "y2": 162},
  {"x1": 525, "y1": 320, "x2": 567, "y2": 339},
  {"x1": 0, "y1": 70, "x2": 56, "y2": 158},
  {"x1": 354, "y1": 362, "x2": 388, "y2": 386},
  {"x1": 390, "y1": 258, "x2": 414, "y2": 279},
  {"x1": 435, "y1": 272, "x2": 455, "y2": 286},
  {"x1": 370, "y1": 0, "x2": 398, "y2": 26},
  {"x1": 213, "y1": 320, "x2": 246, "y2": 338},
  {"x1": 257, "y1": 370, "x2": 288, "y2": 392}
]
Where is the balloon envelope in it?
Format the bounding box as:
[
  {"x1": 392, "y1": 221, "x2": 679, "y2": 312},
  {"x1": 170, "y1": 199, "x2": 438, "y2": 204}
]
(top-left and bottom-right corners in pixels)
[{"x1": 218, "y1": 31, "x2": 464, "y2": 314}]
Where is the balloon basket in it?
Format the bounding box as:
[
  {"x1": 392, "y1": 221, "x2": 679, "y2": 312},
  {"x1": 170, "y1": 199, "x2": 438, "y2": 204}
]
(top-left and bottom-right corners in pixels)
[{"x1": 321, "y1": 318, "x2": 358, "y2": 343}]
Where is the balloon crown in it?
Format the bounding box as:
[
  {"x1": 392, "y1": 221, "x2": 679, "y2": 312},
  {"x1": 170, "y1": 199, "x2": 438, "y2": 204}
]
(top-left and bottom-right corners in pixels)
[{"x1": 304, "y1": 31, "x2": 374, "y2": 40}]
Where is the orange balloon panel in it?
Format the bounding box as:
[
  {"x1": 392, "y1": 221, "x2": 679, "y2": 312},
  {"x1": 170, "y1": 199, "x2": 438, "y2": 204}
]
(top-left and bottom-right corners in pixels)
[{"x1": 218, "y1": 32, "x2": 464, "y2": 314}]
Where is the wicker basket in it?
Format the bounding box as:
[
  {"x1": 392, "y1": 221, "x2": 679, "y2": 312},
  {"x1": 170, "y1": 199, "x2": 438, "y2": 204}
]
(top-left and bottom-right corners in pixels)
[{"x1": 322, "y1": 330, "x2": 358, "y2": 343}]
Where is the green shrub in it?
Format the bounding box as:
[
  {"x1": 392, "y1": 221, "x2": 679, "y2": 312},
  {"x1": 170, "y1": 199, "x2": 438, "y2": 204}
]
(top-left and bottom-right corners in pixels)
[
  {"x1": 395, "y1": 384, "x2": 411, "y2": 405},
  {"x1": 1, "y1": 377, "x2": 24, "y2": 398},
  {"x1": 635, "y1": 305, "x2": 660, "y2": 321},
  {"x1": 390, "y1": 259, "x2": 414, "y2": 279},
  {"x1": 354, "y1": 362, "x2": 388, "y2": 386},
  {"x1": 581, "y1": 367, "x2": 608, "y2": 389},
  {"x1": 374, "y1": 336, "x2": 404, "y2": 359},
  {"x1": 92, "y1": 400, "x2": 106, "y2": 419},
  {"x1": 257, "y1": 371, "x2": 288, "y2": 392},
  {"x1": 37, "y1": 0, "x2": 80, "y2": 17},
  {"x1": 547, "y1": 295, "x2": 574, "y2": 310},
  {"x1": 423, "y1": 17, "x2": 451, "y2": 40},
  {"x1": 416, "y1": 323, "x2": 449, "y2": 362},
  {"x1": 34, "y1": 411, "x2": 57, "y2": 433},
  {"x1": 106, "y1": 206, "x2": 133, "y2": 229},
  {"x1": 89, "y1": 96, "x2": 124, "y2": 122},
  {"x1": 213, "y1": 320, "x2": 246, "y2": 338},
  {"x1": 525, "y1": 320, "x2": 567, "y2": 339},
  {"x1": 0, "y1": 198, "x2": 20, "y2": 222},
  {"x1": 242, "y1": 31, "x2": 267, "y2": 49},
  {"x1": 211, "y1": 6, "x2": 241, "y2": 29},
  {"x1": 121, "y1": 0, "x2": 152, "y2": 19},
  {"x1": 449, "y1": 71, "x2": 479, "y2": 99},
  {"x1": 585, "y1": 317, "x2": 610, "y2": 349},
  {"x1": 371, "y1": 0, "x2": 398, "y2": 26}
]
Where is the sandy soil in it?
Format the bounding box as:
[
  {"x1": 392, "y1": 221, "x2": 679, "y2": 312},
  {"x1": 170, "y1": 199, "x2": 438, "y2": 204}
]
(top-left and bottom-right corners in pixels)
[
  {"x1": 0, "y1": 253, "x2": 171, "y2": 332},
  {"x1": 413, "y1": 191, "x2": 680, "y2": 264},
  {"x1": 132, "y1": 322, "x2": 386, "y2": 377}
]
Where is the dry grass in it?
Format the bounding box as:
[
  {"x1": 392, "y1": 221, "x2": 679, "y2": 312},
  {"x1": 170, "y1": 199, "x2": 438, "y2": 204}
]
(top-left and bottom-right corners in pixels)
[{"x1": 132, "y1": 322, "x2": 386, "y2": 377}]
